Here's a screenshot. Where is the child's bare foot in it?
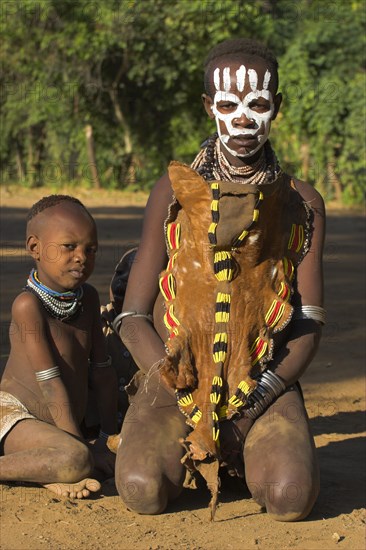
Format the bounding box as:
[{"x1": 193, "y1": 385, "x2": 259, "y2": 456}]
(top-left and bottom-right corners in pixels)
[{"x1": 43, "y1": 478, "x2": 101, "y2": 499}]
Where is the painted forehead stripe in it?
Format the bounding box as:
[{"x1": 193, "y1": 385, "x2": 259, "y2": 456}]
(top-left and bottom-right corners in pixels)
[
  {"x1": 213, "y1": 66, "x2": 272, "y2": 92},
  {"x1": 263, "y1": 70, "x2": 271, "y2": 90},
  {"x1": 248, "y1": 69, "x2": 258, "y2": 92},
  {"x1": 213, "y1": 68, "x2": 221, "y2": 91},
  {"x1": 223, "y1": 67, "x2": 231, "y2": 92},
  {"x1": 236, "y1": 65, "x2": 246, "y2": 92}
]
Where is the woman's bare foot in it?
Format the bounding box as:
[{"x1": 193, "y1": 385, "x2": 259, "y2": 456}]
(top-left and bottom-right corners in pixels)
[{"x1": 43, "y1": 478, "x2": 101, "y2": 499}]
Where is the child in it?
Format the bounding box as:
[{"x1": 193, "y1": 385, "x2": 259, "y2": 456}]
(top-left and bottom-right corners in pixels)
[
  {"x1": 114, "y1": 38, "x2": 326, "y2": 521},
  {"x1": 0, "y1": 195, "x2": 118, "y2": 499}
]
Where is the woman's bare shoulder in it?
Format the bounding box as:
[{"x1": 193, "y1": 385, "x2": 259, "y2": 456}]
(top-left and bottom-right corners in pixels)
[
  {"x1": 292, "y1": 178, "x2": 325, "y2": 213},
  {"x1": 147, "y1": 172, "x2": 173, "y2": 206},
  {"x1": 139, "y1": 172, "x2": 174, "y2": 243}
]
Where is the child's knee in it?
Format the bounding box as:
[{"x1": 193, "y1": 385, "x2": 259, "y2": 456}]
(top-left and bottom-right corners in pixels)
[{"x1": 57, "y1": 441, "x2": 93, "y2": 482}]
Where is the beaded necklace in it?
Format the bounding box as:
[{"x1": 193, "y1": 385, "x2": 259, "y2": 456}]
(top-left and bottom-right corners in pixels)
[
  {"x1": 24, "y1": 269, "x2": 83, "y2": 321},
  {"x1": 191, "y1": 133, "x2": 281, "y2": 184}
]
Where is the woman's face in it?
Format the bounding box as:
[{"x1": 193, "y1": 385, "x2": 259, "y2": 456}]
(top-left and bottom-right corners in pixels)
[{"x1": 203, "y1": 58, "x2": 281, "y2": 159}]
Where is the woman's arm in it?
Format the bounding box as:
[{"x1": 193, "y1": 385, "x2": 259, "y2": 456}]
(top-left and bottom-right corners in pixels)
[
  {"x1": 239, "y1": 183, "x2": 325, "y2": 422},
  {"x1": 271, "y1": 182, "x2": 326, "y2": 386},
  {"x1": 120, "y1": 173, "x2": 174, "y2": 374}
]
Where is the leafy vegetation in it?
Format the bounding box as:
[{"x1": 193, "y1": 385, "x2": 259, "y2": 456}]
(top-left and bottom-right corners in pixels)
[{"x1": 1, "y1": 0, "x2": 365, "y2": 203}]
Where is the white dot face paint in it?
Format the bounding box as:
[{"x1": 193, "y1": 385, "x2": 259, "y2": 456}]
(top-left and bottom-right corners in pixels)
[{"x1": 211, "y1": 64, "x2": 275, "y2": 158}]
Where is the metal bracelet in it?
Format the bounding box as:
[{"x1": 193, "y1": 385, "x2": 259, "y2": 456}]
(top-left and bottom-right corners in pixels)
[
  {"x1": 89, "y1": 355, "x2": 112, "y2": 368},
  {"x1": 245, "y1": 370, "x2": 286, "y2": 420},
  {"x1": 293, "y1": 305, "x2": 326, "y2": 325},
  {"x1": 35, "y1": 366, "x2": 61, "y2": 382},
  {"x1": 112, "y1": 311, "x2": 153, "y2": 334}
]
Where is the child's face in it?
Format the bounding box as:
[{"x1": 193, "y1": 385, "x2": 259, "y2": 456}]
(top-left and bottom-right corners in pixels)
[
  {"x1": 203, "y1": 58, "x2": 281, "y2": 159},
  {"x1": 27, "y1": 203, "x2": 98, "y2": 292}
]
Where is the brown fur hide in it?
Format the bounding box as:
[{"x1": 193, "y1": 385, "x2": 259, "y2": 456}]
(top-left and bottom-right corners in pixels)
[{"x1": 159, "y1": 161, "x2": 311, "y2": 510}]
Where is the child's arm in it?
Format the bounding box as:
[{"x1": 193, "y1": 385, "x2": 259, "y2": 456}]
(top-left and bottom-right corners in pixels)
[
  {"x1": 270, "y1": 183, "x2": 326, "y2": 385},
  {"x1": 88, "y1": 286, "x2": 118, "y2": 437},
  {"x1": 11, "y1": 292, "x2": 83, "y2": 438}
]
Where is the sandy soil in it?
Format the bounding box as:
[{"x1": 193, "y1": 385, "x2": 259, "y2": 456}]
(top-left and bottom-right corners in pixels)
[{"x1": 0, "y1": 186, "x2": 365, "y2": 550}]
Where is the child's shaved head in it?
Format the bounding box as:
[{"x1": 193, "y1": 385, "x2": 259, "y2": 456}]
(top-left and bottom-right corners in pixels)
[
  {"x1": 26, "y1": 195, "x2": 94, "y2": 237},
  {"x1": 26, "y1": 195, "x2": 90, "y2": 223}
]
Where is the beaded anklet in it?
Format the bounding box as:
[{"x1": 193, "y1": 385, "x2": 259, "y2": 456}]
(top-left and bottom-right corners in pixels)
[{"x1": 25, "y1": 269, "x2": 83, "y2": 321}]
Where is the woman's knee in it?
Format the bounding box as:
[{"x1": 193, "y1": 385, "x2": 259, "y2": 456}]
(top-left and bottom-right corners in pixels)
[
  {"x1": 116, "y1": 468, "x2": 168, "y2": 515},
  {"x1": 267, "y1": 478, "x2": 319, "y2": 521},
  {"x1": 248, "y1": 475, "x2": 319, "y2": 522}
]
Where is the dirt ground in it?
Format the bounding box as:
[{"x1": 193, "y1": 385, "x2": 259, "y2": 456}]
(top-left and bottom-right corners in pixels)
[{"x1": 0, "y1": 186, "x2": 365, "y2": 550}]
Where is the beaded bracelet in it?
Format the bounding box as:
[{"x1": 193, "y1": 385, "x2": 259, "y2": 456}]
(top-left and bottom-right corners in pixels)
[
  {"x1": 245, "y1": 370, "x2": 286, "y2": 420},
  {"x1": 112, "y1": 311, "x2": 153, "y2": 334},
  {"x1": 89, "y1": 355, "x2": 112, "y2": 368},
  {"x1": 35, "y1": 366, "x2": 61, "y2": 382}
]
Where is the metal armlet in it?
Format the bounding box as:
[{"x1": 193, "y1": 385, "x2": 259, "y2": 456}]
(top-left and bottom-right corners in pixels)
[
  {"x1": 293, "y1": 305, "x2": 326, "y2": 325},
  {"x1": 35, "y1": 366, "x2": 61, "y2": 382},
  {"x1": 112, "y1": 311, "x2": 153, "y2": 334}
]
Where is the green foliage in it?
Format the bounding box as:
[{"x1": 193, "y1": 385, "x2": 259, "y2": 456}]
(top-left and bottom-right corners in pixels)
[
  {"x1": 273, "y1": 0, "x2": 366, "y2": 203},
  {"x1": 1, "y1": 0, "x2": 365, "y2": 203}
]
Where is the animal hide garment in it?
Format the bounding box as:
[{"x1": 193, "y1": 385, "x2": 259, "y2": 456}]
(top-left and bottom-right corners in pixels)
[{"x1": 159, "y1": 161, "x2": 312, "y2": 516}]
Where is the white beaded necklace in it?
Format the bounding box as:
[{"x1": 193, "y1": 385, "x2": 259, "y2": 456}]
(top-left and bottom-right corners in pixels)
[{"x1": 25, "y1": 269, "x2": 83, "y2": 321}]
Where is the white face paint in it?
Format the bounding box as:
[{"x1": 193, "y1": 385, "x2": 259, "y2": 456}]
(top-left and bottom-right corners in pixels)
[{"x1": 211, "y1": 65, "x2": 274, "y2": 158}]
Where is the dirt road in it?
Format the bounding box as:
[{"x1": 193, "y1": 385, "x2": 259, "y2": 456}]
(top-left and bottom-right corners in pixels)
[{"x1": 0, "y1": 188, "x2": 365, "y2": 550}]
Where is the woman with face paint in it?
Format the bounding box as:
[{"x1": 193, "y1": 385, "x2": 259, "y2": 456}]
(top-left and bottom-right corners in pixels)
[{"x1": 114, "y1": 38, "x2": 325, "y2": 522}]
